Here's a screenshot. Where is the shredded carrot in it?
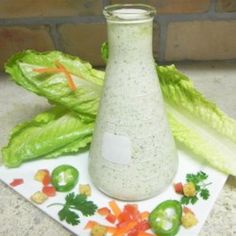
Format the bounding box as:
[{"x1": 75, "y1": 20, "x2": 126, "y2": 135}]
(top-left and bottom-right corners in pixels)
[
  {"x1": 55, "y1": 61, "x2": 77, "y2": 91},
  {"x1": 114, "y1": 220, "x2": 137, "y2": 234},
  {"x1": 33, "y1": 61, "x2": 77, "y2": 91},
  {"x1": 33, "y1": 68, "x2": 63, "y2": 73},
  {"x1": 140, "y1": 211, "x2": 150, "y2": 220},
  {"x1": 109, "y1": 200, "x2": 122, "y2": 218},
  {"x1": 86, "y1": 202, "x2": 152, "y2": 236}
]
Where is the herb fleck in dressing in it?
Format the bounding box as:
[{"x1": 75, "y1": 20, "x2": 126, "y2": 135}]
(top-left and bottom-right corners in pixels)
[{"x1": 89, "y1": 5, "x2": 178, "y2": 200}]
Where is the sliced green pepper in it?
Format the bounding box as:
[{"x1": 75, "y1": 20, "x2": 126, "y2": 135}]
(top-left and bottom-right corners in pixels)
[
  {"x1": 149, "y1": 200, "x2": 182, "y2": 236},
  {"x1": 51, "y1": 165, "x2": 79, "y2": 192}
]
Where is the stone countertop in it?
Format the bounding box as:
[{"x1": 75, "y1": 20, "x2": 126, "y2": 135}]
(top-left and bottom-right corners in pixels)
[{"x1": 0, "y1": 62, "x2": 235, "y2": 236}]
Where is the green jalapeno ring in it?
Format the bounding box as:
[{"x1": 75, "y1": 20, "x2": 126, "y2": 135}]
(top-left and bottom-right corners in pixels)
[
  {"x1": 51, "y1": 164, "x2": 79, "y2": 192},
  {"x1": 149, "y1": 200, "x2": 182, "y2": 236}
]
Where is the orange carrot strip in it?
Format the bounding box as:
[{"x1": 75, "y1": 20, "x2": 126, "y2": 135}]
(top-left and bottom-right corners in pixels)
[
  {"x1": 84, "y1": 220, "x2": 98, "y2": 229},
  {"x1": 33, "y1": 68, "x2": 63, "y2": 73},
  {"x1": 114, "y1": 221, "x2": 137, "y2": 234},
  {"x1": 109, "y1": 200, "x2": 122, "y2": 218},
  {"x1": 55, "y1": 61, "x2": 77, "y2": 91},
  {"x1": 137, "y1": 232, "x2": 156, "y2": 236},
  {"x1": 140, "y1": 211, "x2": 150, "y2": 220}
]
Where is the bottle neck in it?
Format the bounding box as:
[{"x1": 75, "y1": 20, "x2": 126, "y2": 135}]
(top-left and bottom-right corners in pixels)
[{"x1": 107, "y1": 20, "x2": 153, "y2": 61}]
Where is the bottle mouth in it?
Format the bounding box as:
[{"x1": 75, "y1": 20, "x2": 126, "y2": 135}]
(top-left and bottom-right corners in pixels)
[{"x1": 104, "y1": 4, "x2": 156, "y2": 22}]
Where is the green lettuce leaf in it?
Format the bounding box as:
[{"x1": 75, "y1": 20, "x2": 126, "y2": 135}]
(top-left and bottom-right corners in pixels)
[
  {"x1": 158, "y1": 65, "x2": 236, "y2": 175},
  {"x1": 3, "y1": 50, "x2": 236, "y2": 175},
  {"x1": 5, "y1": 50, "x2": 104, "y2": 122},
  {"x1": 2, "y1": 106, "x2": 93, "y2": 167}
]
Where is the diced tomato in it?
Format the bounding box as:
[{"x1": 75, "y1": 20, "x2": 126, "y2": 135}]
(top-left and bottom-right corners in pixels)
[
  {"x1": 124, "y1": 204, "x2": 141, "y2": 221},
  {"x1": 127, "y1": 227, "x2": 139, "y2": 236},
  {"x1": 42, "y1": 186, "x2": 56, "y2": 197},
  {"x1": 105, "y1": 213, "x2": 117, "y2": 224},
  {"x1": 174, "y1": 182, "x2": 184, "y2": 194},
  {"x1": 115, "y1": 221, "x2": 137, "y2": 234},
  {"x1": 135, "y1": 220, "x2": 150, "y2": 231},
  {"x1": 42, "y1": 174, "x2": 51, "y2": 186},
  {"x1": 97, "y1": 207, "x2": 111, "y2": 216},
  {"x1": 10, "y1": 178, "x2": 24, "y2": 187},
  {"x1": 118, "y1": 211, "x2": 131, "y2": 223}
]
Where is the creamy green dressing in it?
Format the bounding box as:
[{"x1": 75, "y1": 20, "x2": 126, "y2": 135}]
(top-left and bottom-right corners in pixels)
[{"x1": 89, "y1": 6, "x2": 178, "y2": 200}]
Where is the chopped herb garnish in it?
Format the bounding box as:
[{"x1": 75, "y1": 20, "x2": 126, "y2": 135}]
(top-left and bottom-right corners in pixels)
[
  {"x1": 180, "y1": 171, "x2": 211, "y2": 205},
  {"x1": 48, "y1": 193, "x2": 97, "y2": 225}
]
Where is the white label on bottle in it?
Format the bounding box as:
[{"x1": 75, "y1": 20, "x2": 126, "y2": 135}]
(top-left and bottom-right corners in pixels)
[{"x1": 102, "y1": 132, "x2": 131, "y2": 165}]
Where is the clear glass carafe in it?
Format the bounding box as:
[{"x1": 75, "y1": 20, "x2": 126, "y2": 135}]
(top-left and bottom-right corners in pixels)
[{"x1": 89, "y1": 4, "x2": 178, "y2": 201}]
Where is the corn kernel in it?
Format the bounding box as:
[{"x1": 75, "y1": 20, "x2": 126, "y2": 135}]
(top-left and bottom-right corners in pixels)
[
  {"x1": 91, "y1": 224, "x2": 107, "y2": 236},
  {"x1": 31, "y1": 191, "x2": 48, "y2": 204},
  {"x1": 182, "y1": 212, "x2": 198, "y2": 228},
  {"x1": 79, "y1": 184, "x2": 91, "y2": 196},
  {"x1": 34, "y1": 169, "x2": 49, "y2": 183},
  {"x1": 183, "y1": 182, "x2": 196, "y2": 197}
]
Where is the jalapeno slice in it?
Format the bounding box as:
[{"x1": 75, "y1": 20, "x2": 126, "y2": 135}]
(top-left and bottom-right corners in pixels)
[
  {"x1": 149, "y1": 200, "x2": 182, "y2": 236},
  {"x1": 51, "y1": 165, "x2": 79, "y2": 192}
]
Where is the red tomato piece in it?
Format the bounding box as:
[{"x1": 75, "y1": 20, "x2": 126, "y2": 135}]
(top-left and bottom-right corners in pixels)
[
  {"x1": 42, "y1": 186, "x2": 56, "y2": 197},
  {"x1": 124, "y1": 204, "x2": 141, "y2": 221},
  {"x1": 135, "y1": 220, "x2": 150, "y2": 231},
  {"x1": 10, "y1": 178, "x2": 24, "y2": 187},
  {"x1": 42, "y1": 174, "x2": 51, "y2": 186},
  {"x1": 106, "y1": 213, "x2": 117, "y2": 224},
  {"x1": 118, "y1": 211, "x2": 132, "y2": 223},
  {"x1": 127, "y1": 228, "x2": 139, "y2": 236},
  {"x1": 174, "y1": 182, "x2": 184, "y2": 194}
]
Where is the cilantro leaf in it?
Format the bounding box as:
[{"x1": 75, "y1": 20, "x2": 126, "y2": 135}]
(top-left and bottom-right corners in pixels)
[
  {"x1": 186, "y1": 171, "x2": 208, "y2": 184},
  {"x1": 65, "y1": 192, "x2": 76, "y2": 203},
  {"x1": 181, "y1": 195, "x2": 198, "y2": 205},
  {"x1": 181, "y1": 196, "x2": 191, "y2": 205},
  {"x1": 58, "y1": 207, "x2": 80, "y2": 225},
  {"x1": 186, "y1": 173, "x2": 196, "y2": 183},
  {"x1": 196, "y1": 171, "x2": 208, "y2": 182},
  {"x1": 200, "y1": 189, "x2": 210, "y2": 200},
  {"x1": 69, "y1": 193, "x2": 97, "y2": 216},
  {"x1": 190, "y1": 196, "x2": 198, "y2": 204},
  {"x1": 49, "y1": 192, "x2": 97, "y2": 226}
]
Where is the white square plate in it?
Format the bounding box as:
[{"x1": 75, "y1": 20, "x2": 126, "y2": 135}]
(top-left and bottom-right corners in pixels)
[{"x1": 0, "y1": 150, "x2": 227, "y2": 236}]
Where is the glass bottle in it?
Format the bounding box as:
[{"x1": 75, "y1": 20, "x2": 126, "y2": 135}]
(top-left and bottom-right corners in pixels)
[{"x1": 89, "y1": 4, "x2": 178, "y2": 201}]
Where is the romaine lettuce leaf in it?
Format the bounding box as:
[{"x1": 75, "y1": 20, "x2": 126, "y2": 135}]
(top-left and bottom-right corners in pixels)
[
  {"x1": 3, "y1": 50, "x2": 236, "y2": 175},
  {"x1": 2, "y1": 106, "x2": 93, "y2": 167},
  {"x1": 158, "y1": 65, "x2": 236, "y2": 175},
  {"x1": 5, "y1": 50, "x2": 104, "y2": 122}
]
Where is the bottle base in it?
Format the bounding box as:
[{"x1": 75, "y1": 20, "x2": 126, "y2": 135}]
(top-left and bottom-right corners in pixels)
[{"x1": 89, "y1": 165, "x2": 178, "y2": 202}]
